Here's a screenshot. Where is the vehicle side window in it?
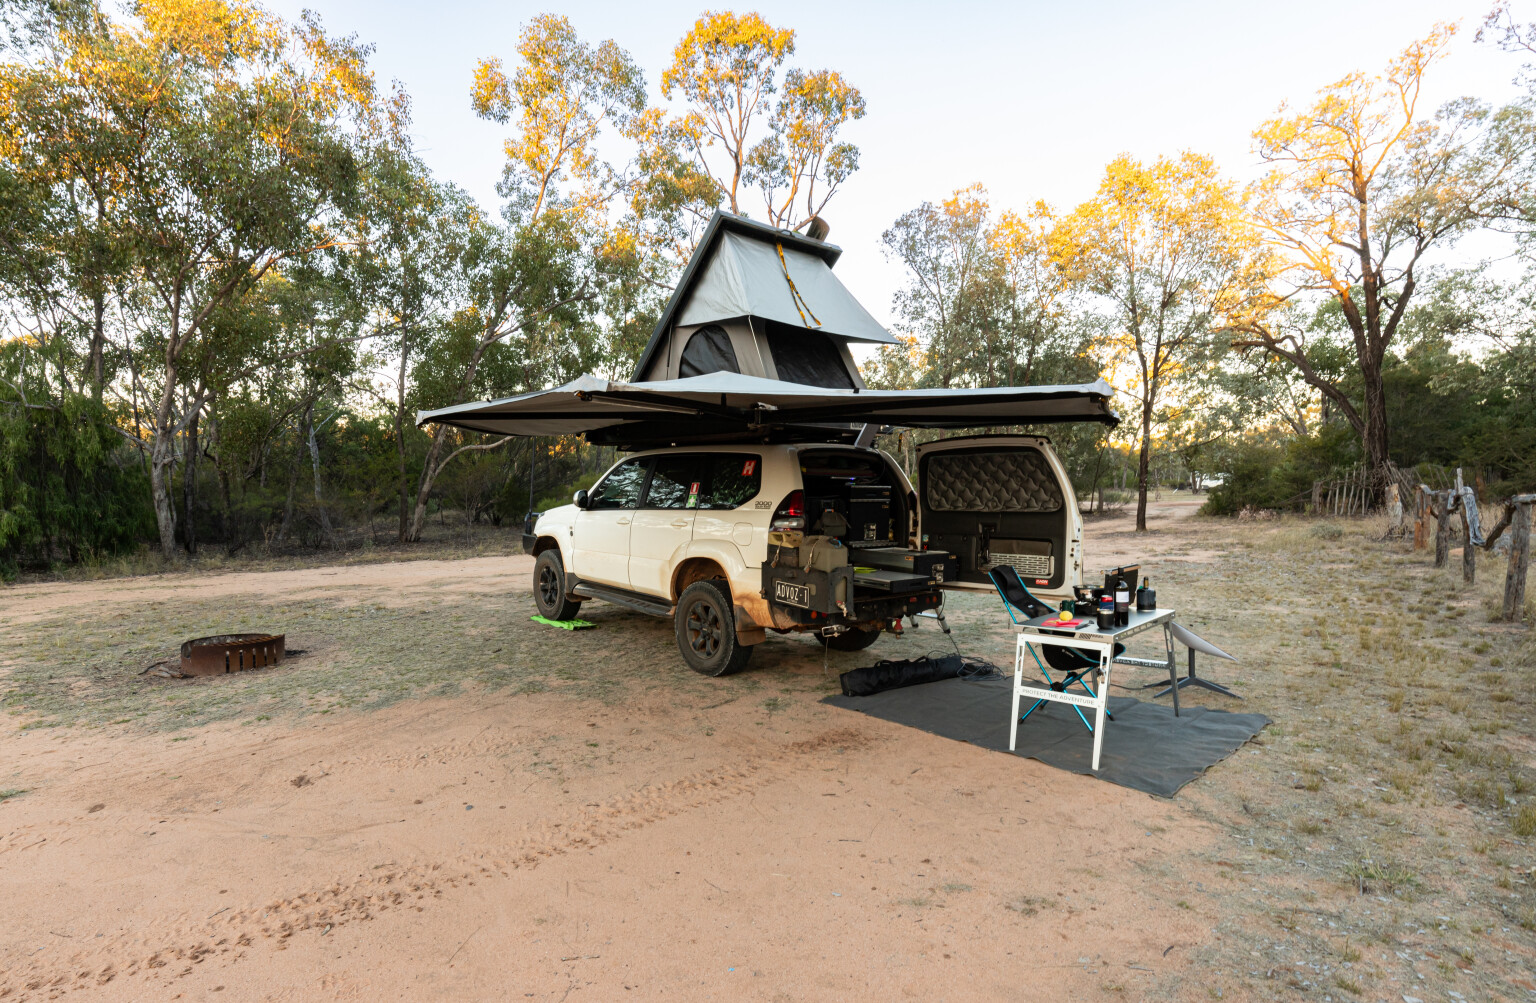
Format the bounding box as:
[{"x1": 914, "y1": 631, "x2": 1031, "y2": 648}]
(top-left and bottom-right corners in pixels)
[
  {"x1": 588, "y1": 458, "x2": 648, "y2": 510},
  {"x1": 699, "y1": 454, "x2": 762, "y2": 509},
  {"x1": 644, "y1": 455, "x2": 702, "y2": 509}
]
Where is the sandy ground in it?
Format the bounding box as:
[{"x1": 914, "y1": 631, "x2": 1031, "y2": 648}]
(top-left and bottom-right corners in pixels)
[{"x1": 1, "y1": 497, "x2": 1239, "y2": 1001}]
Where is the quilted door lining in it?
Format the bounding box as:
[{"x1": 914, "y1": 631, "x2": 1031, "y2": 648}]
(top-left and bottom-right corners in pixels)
[{"x1": 923, "y1": 450, "x2": 1063, "y2": 513}]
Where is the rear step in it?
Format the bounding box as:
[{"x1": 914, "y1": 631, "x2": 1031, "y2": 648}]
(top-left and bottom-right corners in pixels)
[{"x1": 570, "y1": 580, "x2": 674, "y2": 618}]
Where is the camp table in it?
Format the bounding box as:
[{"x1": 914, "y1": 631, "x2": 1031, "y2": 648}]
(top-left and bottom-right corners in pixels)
[{"x1": 1012, "y1": 607, "x2": 1178, "y2": 772}]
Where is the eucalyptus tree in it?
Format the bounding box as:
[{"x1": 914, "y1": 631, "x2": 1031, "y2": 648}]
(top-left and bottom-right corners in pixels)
[
  {"x1": 1, "y1": 0, "x2": 386, "y2": 557},
  {"x1": 880, "y1": 185, "x2": 992, "y2": 389},
  {"x1": 1224, "y1": 24, "x2": 1535, "y2": 495},
  {"x1": 1053, "y1": 152, "x2": 1256, "y2": 531},
  {"x1": 403, "y1": 16, "x2": 641, "y2": 542}
]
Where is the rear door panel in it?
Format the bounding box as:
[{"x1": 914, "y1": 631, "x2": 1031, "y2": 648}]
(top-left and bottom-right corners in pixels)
[{"x1": 916, "y1": 438, "x2": 1081, "y2": 593}]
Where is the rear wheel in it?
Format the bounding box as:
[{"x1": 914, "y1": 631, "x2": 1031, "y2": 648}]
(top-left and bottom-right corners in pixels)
[
  {"x1": 533, "y1": 549, "x2": 582, "y2": 621},
  {"x1": 675, "y1": 580, "x2": 753, "y2": 676},
  {"x1": 819, "y1": 626, "x2": 881, "y2": 652}
]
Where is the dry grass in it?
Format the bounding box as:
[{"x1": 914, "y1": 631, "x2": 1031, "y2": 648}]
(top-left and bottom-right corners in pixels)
[{"x1": 1149, "y1": 513, "x2": 1536, "y2": 1001}]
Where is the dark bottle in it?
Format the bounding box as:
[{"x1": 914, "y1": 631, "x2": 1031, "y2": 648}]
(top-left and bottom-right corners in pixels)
[
  {"x1": 1114, "y1": 578, "x2": 1130, "y2": 626},
  {"x1": 1096, "y1": 593, "x2": 1115, "y2": 630},
  {"x1": 1137, "y1": 577, "x2": 1157, "y2": 611}
]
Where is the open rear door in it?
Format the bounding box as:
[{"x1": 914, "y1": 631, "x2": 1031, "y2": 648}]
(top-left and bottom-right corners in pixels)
[{"x1": 915, "y1": 436, "x2": 1083, "y2": 595}]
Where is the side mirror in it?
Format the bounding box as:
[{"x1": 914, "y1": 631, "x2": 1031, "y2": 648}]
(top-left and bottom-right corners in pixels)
[{"x1": 573, "y1": 489, "x2": 589, "y2": 509}]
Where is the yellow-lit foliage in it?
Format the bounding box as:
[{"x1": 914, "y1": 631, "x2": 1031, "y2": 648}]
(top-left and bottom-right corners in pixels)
[
  {"x1": 1052, "y1": 152, "x2": 1257, "y2": 527},
  {"x1": 471, "y1": 15, "x2": 644, "y2": 227},
  {"x1": 662, "y1": 10, "x2": 795, "y2": 214}
]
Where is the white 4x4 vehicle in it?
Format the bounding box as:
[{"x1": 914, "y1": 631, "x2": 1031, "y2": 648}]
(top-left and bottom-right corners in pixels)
[{"x1": 527, "y1": 435, "x2": 1083, "y2": 676}]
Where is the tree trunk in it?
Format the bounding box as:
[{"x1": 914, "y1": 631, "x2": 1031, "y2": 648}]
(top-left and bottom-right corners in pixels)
[
  {"x1": 148, "y1": 385, "x2": 179, "y2": 559},
  {"x1": 149, "y1": 432, "x2": 178, "y2": 559},
  {"x1": 395, "y1": 333, "x2": 411, "y2": 542},
  {"x1": 88, "y1": 290, "x2": 105, "y2": 400},
  {"x1": 1135, "y1": 400, "x2": 1153, "y2": 532},
  {"x1": 1360, "y1": 362, "x2": 1391, "y2": 504},
  {"x1": 306, "y1": 402, "x2": 335, "y2": 543},
  {"x1": 406, "y1": 426, "x2": 451, "y2": 542},
  {"x1": 277, "y1": 440, "x2": 299, "y2": 544},
  {"x1": 182, "y1": 407, "x2": 199, "y2": 554}
]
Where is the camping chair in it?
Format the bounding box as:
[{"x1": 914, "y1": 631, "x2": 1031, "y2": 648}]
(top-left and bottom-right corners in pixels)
[{"x1": 989, "y1": 565, "x2": 1122, "y2": 733}]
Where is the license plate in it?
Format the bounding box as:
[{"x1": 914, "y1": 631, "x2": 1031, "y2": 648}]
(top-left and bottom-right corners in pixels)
[{"x1": 774, "y1": 580, "x2": 811, "y2": 608}]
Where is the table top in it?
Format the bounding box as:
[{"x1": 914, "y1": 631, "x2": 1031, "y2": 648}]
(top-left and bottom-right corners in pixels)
[{"x1": 1018, "y1": 606, "x2": 1175, "y2": 641}]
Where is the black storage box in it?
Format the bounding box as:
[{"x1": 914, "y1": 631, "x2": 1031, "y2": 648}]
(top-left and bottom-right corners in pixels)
[
  {"x1": 857, "y1": 547, "x2": 959, "y2": 583},
  {"x1": 853, "y1": 568, "x2": 931, "y2": 593},
  {"x1": 848, "y1": 483, "x2": 891, "y2": 543}
]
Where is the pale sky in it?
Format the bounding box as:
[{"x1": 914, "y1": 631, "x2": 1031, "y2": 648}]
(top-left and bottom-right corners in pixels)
[{"x1": 268, "y1": 0, "x2": 1527, "y2": 329}]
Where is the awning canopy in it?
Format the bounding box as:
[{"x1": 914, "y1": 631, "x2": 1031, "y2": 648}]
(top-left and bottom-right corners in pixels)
[{"x1": 416, "y1": 372, "x2": 1118, "y2": 448}]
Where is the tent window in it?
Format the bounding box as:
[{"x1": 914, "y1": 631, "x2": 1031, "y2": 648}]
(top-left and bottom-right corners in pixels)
[
  {"x1": 678, "y1": 325, "x2": 739, "y2": 378},
  {"x1": 765, "y1": 324, "x2": 854, "y2": 389}
]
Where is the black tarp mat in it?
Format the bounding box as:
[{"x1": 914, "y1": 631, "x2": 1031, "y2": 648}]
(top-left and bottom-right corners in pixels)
[{"x1": 823, "y1": 676, "x2": 1268, "y2": 797}]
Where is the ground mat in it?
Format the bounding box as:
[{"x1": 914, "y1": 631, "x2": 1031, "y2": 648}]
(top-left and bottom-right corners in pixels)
[{"x1": 823, "y1": 676, "x2": 1268, "y2": 797}]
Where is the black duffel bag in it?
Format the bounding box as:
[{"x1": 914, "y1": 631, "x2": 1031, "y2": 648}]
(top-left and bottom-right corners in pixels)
[{"x1": 839, "y1": 653, "x2": 965, "y2": 697}]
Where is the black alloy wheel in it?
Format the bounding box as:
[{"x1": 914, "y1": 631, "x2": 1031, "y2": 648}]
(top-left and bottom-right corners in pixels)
[
  {"x1": 533, "y1": 549, "x2": 582, "y2": 621},
  {"x1": 674, "y1": 579, "x2": 753, "y2": 676}
]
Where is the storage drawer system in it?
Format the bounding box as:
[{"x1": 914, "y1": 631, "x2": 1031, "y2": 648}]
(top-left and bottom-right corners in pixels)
[
  {"x1": 763, "y1": 539, "x2": 947, "y2": 626},
  {"x1": 857, "y1": 546, "x2": 959, "y2": 583}
]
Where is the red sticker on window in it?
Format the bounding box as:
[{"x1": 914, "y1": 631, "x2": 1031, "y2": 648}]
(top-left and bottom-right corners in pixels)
[
  {"x1": 689, "y1": 482, "x2": 700, "y2": 494},
  {"x1": 742, "y1": 459, "x2": 756, "y2": 476}
]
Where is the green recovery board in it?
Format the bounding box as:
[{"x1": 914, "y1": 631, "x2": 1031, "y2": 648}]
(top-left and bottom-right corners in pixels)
[{"x1": 530, "y1": 615, "x2": 596, "y2": 630}]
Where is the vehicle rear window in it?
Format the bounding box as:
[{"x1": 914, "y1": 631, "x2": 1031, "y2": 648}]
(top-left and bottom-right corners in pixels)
[
  {"x1": 699, "y1": 454, "x2": 762, "y2": 509},
  {"x1": 589, "y1": 458, "x2": 648, "y2": 510},
  {"x1": 644, "y1": 455, "x2": 702, "y2": 509}
]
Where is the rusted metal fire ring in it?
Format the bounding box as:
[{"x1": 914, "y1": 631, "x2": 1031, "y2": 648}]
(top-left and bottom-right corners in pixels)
[{"x1": 180, "y1": 633, "x2": 285, "y2": 676}]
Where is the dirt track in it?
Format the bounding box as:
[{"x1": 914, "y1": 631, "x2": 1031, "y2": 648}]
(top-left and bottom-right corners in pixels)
[{"x1": 4, "y1": 496, "x2": 1534, "y2": 1001}]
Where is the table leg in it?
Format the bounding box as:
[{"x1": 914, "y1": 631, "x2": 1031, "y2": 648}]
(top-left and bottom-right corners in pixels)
[
  {"x1": 1010, "y1": 636, "x2": 1024, "y2": 752},
  {"x1": 1163, "y1": 623, "x2": 1180, "y2": 718},
  {"x1": 1090, "y1": 648, "x2": 1109, "y2": 771}
]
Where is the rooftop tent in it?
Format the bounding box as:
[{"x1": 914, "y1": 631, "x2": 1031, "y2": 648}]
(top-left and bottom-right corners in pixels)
[
  {"x1": 629, "y1": 212, "x2": 896, "y2": 386},
  {"x1": 416, "y1": 372, "x2": 1119, "y2": 449},
  {"x1": 676, "y1": 228, "x2": 893, "y2": 342}
]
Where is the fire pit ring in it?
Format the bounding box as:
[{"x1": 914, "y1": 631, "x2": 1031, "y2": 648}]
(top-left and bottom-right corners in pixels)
[{"x1": 179, "y1": 633, "x2": 285, "y2": 676}]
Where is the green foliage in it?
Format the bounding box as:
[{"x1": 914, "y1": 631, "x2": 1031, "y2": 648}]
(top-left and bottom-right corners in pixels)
[
  {"x1": 0, "y1": 353, "x2": 153, "y2": 576},
  {"x1": 1202, "y1": 424, "x2": 1359, "y2": 515}
]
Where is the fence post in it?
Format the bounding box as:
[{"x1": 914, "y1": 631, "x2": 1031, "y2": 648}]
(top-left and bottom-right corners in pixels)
[
  {"x1": 1503, "y1": 497, "x2": 1533, "y2": 622},
  {"x1": 1312, "y1": 480, "x2": 1322, "y2": 516},
  {"x1": 1453, "y1": 470, "x2": 1474, "y2": 585},
  {"x1": 1434, "y1": 491, "x2": 1453, "y2": 568},
  {"x1": 1414, "y1": 486, "x2": 1429, "y2": 551}
]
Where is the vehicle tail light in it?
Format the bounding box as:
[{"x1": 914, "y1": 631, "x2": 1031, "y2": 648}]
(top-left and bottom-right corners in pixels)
[{"x1": 771, "y1": 490, "x2": 805, "y2": 530}]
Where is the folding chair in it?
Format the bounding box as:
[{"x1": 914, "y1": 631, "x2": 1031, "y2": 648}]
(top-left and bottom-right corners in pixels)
[{"x1": 989, "y1": 565, "x2": 1121, "y2": 733}]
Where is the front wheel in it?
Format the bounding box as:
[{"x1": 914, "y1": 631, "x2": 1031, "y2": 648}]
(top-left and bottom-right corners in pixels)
[
  {"x1": 533, "y1": 549, "x2": 582, "y2": 621},
  {"x1": 675, "y1": 580, "x2": 753, "y2": 676},
  {"x1": 819, "y1": 626, "x2": 881, "y2": 652}
]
